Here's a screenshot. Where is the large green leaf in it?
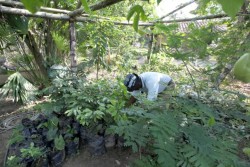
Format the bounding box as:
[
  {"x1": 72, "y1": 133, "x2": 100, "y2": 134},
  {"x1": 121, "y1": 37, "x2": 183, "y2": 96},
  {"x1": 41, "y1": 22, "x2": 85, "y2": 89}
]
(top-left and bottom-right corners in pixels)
[
  {"x1": 54, "y1": 135, "x2": 65, "y2": 151},
  {"x1": 140, "y1": 10, "x2": 147, "y2": 21},
  {"x1": 81, "y1": 0, "x2": 91, "y2": 13},
  {"x1": 127, "y1": 5, "x2": 141, "y2": 22},
  {"x1": 0, "y1": 72, "x2": 35, "y2": 104},
  {"x1": 5, "y1": 15, "x2": 28, "y2": 35},
  {"x1": 157, "y1": 0, "x2": 162, "y2": 5},
  {"x1": 133, "y1": 14, "x2": 139, "y2": 32},
  {"x1": 217, "y1": 0, "x2": 244, "y2": 18},
  {"x1": 21, "y1": 0, "x2": 43, "y2": 13},
  {"x1": 127, "y1": 5, "x2": 147, "y2": 32},
  {"x1": 233, "y1": 53, "x2": 250, "y2": 83}
]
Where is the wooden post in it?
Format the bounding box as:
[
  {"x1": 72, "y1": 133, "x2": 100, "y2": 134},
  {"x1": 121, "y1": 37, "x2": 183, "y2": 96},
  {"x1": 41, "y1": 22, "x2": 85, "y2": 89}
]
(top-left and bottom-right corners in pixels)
[
  {"x1": 147, "y1": 33, "x2": 154, "y2": 64},
  {"x1": 69, "y1": 19, "x2": 77, "y2": 73}
]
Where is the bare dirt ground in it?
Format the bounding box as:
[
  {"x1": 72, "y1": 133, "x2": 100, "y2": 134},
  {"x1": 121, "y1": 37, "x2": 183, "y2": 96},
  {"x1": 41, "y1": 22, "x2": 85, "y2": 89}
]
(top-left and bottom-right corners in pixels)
[
  {"x1": 0, "y1": 99, "x2": 138, "y2": 167},
  {"x1": 0, "y1": 100, "x2": 21, "y2": 167},
  {"x1": 63, "y1": 148, "x2": 137, "y2": 167}
]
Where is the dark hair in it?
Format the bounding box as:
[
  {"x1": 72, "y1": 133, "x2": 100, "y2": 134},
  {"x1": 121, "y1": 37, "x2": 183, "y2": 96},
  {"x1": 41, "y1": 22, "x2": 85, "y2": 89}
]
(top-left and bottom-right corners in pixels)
[{"x1": 124, "y1": 73, "x2": 141, "y2": 92}]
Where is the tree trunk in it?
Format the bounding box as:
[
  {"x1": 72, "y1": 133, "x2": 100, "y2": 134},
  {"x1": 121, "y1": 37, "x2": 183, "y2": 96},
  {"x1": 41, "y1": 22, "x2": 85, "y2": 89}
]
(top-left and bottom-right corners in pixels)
[
  {"x1": 96, "y1": 58, "x2": 99, "y2": 80},
  {"x1": 23, "y1": 30, "x2": 48, "y2": 80},
  {"x1": 45, "y1": 19, "x2": 53, "y2": 62},
  {"x1": 147, "y1": 33, "x2": 154, "y2": 63}
]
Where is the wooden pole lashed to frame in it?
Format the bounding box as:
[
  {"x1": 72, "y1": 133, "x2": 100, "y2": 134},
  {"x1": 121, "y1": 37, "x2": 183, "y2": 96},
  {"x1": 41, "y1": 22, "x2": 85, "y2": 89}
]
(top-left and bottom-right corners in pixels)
[{"x1": 69, "y1": 20, "x2": 77, "y2": 72}]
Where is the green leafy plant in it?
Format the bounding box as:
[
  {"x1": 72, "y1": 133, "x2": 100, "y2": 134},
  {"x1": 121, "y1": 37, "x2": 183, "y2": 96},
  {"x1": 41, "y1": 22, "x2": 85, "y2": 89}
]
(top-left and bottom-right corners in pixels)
[
  {"x1": 20, "y1": 142, "x2": 44, "y2": 159},
  {"x1": 54, "y1": 135, "x2": 66, "y2": 151},
  {"x1": 80, "y1": 0, "x2": 91, "y2": 13},
  {"x1": 52, "y1": 32, "x2": 69, "y2": 52},
  {"x1": 216, "y1": 0, "x2": 245, "y2": 18},
  {"x1": 243, "y1": 148, "x2": 250, "y2": 157},
  {"x1": 12, "y1": 54, "x2": 49, "y2": 86},
  {"x1": 127, "y1": 5, "x2": 147, "y2": 32},
  {"x1": 8, "y1": 126, "x2": 25, "y2": 146},
  {"x1": 0, "y1": 72, "x2": 36, "y2": 104},
  {"x1": 21, "y1": 0, "x2": 43, "y2": 14},
  {"x1": 44, "y1": 116, "x2": 59, "y2": 141},
  {"x1": 109, "y1": 118, "x2": 149, "y2": 152},
  {"x1": 36, "y1": 76, "x2": 129, "y2": 126},
  {"x1": 233, "y1": 53, "x2": 250, "y2": 83},
  {"x1": 108, "y1": 95, "x2": 250, "y2": 167},
  {"x1": 6, "y1": 156, "x2": 24, "y2": 167},
  {"x1": 133, "y1": 156, "x2": 157, "y2": 167},
  {"x1": 4, "y1": 14, "x2": 28, "y2": 35}
]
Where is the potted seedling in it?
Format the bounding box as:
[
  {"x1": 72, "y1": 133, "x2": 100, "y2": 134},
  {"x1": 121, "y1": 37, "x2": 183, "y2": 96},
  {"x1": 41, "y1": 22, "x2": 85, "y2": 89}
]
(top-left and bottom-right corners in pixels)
[
  {"x1": 50, "y1": 135, "x2": 66, "y2": 167},
  {"x1": 6, "y1": 155, "x2": 24, "y2": 167},
  {"x1": 6, "y1": 125, "x2": 25, "y2": 165},
  {"x1": 65, "y1": 136, "x2": 80, "y2": 156},
  {"x1": 63, "y1": 125, "x2": 79, "y2": 156},
  {"x1": 88, "y1": 135, "x2": 106, "y2": 156},
  {"x1": 20, "y1": 142, "x2": 45, "y2": 166}
]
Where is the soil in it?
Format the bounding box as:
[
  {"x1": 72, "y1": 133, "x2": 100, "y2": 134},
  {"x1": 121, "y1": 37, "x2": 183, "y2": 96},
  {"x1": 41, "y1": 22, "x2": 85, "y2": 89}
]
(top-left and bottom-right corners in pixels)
[
  {"x1": 0, "y1": 99, "x2": 21, "y2": 167},
  {"x1": 63, "y1": 148, "x2": 137, "y2": 167},
  {"x1": 0, "y1": 99, "x2": 138, "y2": 167}
]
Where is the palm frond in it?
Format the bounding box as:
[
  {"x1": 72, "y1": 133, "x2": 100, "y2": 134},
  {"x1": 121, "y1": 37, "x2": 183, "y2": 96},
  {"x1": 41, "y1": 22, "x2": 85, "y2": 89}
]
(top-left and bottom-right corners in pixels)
[{"x1": 0, "y1": 72, "x2": 36, "y2": 104}]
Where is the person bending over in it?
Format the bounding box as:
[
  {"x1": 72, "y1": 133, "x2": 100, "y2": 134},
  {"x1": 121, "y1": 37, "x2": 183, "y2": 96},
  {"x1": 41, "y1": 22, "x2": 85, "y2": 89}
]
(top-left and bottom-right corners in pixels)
[{"x1": 124, "y1": 72, "x2": 175, "y2": 106}]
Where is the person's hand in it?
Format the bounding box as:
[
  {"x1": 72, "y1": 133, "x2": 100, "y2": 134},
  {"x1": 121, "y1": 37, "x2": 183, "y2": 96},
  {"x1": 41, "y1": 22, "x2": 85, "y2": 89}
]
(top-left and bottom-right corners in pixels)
[{"x1": 125, "y1": 96, "x2": 137, "y2": 107}]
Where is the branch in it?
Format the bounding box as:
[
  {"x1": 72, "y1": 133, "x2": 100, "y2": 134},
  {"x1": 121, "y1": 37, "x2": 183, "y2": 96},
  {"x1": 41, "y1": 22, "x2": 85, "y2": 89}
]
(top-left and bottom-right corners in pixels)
[
  {"x1": 0, "y1": 1, "x2": 109, "y2": 20},
  {"x1": 158, "y1": 0, "x2": 196, "y2": 20},
  {"x1": 0, "y1": 0, "x2": 70, "y2": 14},
  {"x1": 0, "y1": 5, "x2": 89, "y2": 22},
  {"x1": 0, "y1": 0, "x2": 124, "y2": 14},
  {"x1": 68, "y1": 8, "x2": 84, "y2": 17},
  {"x1": 90, "y1": 0, "x2": 124, "y2": 11},
  {"x1": 69, "y1": 0, "x2": 124, "y2": 17},
  {"x1": 1, "y1": 5, "x2": 249, "y2": 26},
  {"x1": 114, "y1": 14, "x2": 242, "y2": 26},
  {"x1": 114, "y1": 12, "x2": 250, "y2": 26},
  {"x1": 156, "y1": 14, "x2": 229, "y2": 24}
]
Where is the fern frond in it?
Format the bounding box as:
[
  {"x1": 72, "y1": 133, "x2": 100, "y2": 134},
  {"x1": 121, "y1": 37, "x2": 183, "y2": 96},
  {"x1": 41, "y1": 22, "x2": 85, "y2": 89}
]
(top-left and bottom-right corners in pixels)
[
  {"x1": 147, "y1": 112, "x2": 179, "y2": 137},
  {"x1": 155, "y1": 149, "x2": 177, "y2": 167},
  {"x1": 182, "y1": 125, "x2": 238, "y2": 167},
  {"x1": 133, "y1": 156, "x2": 158, "y2": 167},
  {"x1": 179, "y1": 144, "x2": 214, "y2": 167},
  {"x1": 147, "y1": 112, "x2": 180, "y2": 165},
  {"x1": 108, "y1": 119, "x2": 149, "y2": 152}
]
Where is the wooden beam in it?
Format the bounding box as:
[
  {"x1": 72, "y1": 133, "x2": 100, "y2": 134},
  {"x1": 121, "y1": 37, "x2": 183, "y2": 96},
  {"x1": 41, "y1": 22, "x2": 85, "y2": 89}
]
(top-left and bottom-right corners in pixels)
[
  {"x1": 68, "y1": 0, "x2": 124, "y2": 17},
  {"x1": 69, "y1": 21, "x2": 77, "y2": 71},
  {"x1": 0, "y1": 0, "x2": 124, "y2": 14},
  {"x1": 0, "y1": 5, "x2": 89, "y2": 22},
  {"x1": 90, "y1": 0, "x2": 124, "y2": 11},
  {"x1": 0, "y1": 0, "x2": 70, "y2": 14},
  {"x1": 158, "y1": 0, "x2": 196, "y2": 20},
  {"x1": 1, "y1": 5, "x2": 249, "y2": 26}
]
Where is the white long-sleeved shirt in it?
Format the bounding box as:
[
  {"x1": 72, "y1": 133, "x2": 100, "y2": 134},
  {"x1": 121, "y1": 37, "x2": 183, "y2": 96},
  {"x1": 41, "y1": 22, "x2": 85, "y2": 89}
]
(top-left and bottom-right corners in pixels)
[{"x1": 131, "y1": 72, "x2": 172, "y2": 101}]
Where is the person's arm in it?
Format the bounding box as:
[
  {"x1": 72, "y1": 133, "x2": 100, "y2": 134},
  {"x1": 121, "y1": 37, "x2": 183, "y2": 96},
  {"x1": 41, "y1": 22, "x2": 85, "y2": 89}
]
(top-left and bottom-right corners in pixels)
[
  {"x1": 125, "y1": 90, "x2": 141, "y2": 107},
  {"x1": 125, "y1": 96, "x2": 137, "y2": 107},
  {"x1": 147, "y1": 82, "x2": 159, "y2": 101}
]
